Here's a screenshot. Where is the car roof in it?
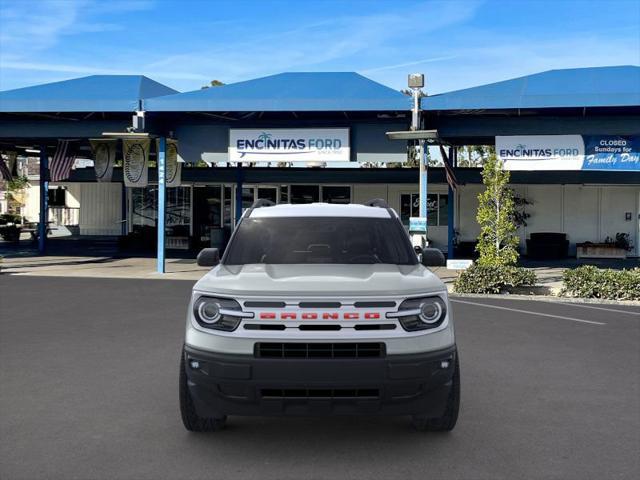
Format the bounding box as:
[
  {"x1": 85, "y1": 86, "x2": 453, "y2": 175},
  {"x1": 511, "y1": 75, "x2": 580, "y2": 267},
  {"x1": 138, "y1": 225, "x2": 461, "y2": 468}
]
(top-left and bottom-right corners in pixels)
[{"x1": 249, "y1": 203, "x2": 393, "y2": 219}]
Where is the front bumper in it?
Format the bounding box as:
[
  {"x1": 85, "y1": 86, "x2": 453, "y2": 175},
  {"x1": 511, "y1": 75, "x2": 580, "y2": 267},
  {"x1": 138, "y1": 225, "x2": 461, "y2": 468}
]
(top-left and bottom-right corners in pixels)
[{"x1": 184, "y1": 345, "x2": 457, "y2": 417}]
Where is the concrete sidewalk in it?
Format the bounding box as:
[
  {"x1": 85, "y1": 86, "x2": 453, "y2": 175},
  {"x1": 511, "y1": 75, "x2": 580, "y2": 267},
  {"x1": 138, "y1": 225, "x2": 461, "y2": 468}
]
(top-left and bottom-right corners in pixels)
[
  {"x1": 0, "y1": 255, "x2": 568, "y2": 293},
  {"x1": 0, "y1": 255, "x2": 209, "y2": 281}
]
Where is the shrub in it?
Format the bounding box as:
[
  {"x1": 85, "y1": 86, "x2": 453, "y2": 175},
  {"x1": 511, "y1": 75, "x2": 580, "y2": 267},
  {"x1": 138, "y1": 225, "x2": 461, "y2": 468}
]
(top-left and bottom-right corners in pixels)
[
  {"x1": 561, "y1": 266, "x2": 640, "y2": 300},
  {"x1": 454, "y1": 264, "x2": 537, "y2": 294}
]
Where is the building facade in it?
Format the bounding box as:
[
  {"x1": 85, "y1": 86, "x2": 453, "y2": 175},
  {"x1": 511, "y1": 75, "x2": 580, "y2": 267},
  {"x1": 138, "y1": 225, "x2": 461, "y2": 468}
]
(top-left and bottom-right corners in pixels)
[{"x1": 3, "y1": 67, "x2": 640, "y2": 258}]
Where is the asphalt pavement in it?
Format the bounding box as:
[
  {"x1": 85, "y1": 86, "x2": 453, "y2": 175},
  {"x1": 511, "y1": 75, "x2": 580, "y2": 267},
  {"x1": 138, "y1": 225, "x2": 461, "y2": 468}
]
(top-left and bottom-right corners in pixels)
[{"x1": 1, "y1": 276, "x2": 638, "y2": 480}]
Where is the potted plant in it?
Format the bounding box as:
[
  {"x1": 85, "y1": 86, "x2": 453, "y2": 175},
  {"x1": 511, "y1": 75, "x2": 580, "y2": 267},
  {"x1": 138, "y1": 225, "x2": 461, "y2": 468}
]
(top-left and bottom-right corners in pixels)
[
  {"x1": 0, "y1": 213, "x2": 23, "y2": 242},
  {"x1": 576, "y1": 233, "x2": 633, "y2": 259}
]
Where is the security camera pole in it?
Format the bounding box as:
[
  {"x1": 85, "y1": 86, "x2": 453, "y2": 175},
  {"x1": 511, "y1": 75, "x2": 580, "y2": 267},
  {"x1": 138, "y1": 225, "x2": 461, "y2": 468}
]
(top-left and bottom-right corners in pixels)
[{"x1": 408, "y1": 73, "x2": 427, "y2": 248}]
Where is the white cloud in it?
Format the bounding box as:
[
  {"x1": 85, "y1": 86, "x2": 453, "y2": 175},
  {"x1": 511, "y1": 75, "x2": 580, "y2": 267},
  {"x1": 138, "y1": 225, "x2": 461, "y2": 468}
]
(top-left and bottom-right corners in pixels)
[
  {"x1": 136, "y1": 1, "x2": 484, "y2": 90},
  {"x1": 418, "y1": 31, "x2": 640, "y2": 94},
  {"x1": 0, "y1": 0, "x2": 152, "y2": 61},
  {"x1": 361, "y1": 55, "x2": 459, "y2": 74},
  {"x1": 0, "y1": 0, "x2": 638, "y2": 94},
  {"x1": 0, "y1": 60, "x2": 209, "y2": 81}
]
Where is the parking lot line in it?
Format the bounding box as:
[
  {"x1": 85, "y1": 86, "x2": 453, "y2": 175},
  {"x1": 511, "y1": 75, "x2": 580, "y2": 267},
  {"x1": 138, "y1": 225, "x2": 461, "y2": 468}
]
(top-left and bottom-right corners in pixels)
[
  {"x1": 451, "y1": 299, "x2": 607, "y2": 326},
  {"x1": 550, "y1": 302, "x2": 640, "y2": 316}
]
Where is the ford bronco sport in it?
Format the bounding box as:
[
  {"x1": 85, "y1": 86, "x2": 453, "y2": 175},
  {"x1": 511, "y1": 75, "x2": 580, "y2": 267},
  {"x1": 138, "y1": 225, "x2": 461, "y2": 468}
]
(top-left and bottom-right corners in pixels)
[{"x1": 179, "y1": 199, "x2": 460, "y2": 432}]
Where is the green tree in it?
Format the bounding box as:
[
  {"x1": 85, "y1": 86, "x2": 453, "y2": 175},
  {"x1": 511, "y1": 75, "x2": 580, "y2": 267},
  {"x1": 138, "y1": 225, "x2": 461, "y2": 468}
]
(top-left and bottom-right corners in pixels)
[
  {"x1": 201, "y1": 80, "x2": 225, "y2": 89},
  {"x1": 475, "y1": 153, "x2": 519, "y2": 266},
  {"x1": 5, "y1": 175, "x2": 29, "y2": 214},
  {"x1": 457, "y1": 145, "x2": 495, "y2": 167}
]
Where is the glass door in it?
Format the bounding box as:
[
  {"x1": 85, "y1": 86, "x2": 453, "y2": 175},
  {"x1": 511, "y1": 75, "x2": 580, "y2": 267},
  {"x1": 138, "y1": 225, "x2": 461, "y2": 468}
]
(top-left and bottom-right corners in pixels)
[
  {"x1": 257, "y1": 186, "x2": 278, "y2": 204},
  {"x1": 193, "y1": 186, "x2": 222, "y2": 250},
  {"x1": 234, "y1": 185, "x2": 280, "y2": 225}
]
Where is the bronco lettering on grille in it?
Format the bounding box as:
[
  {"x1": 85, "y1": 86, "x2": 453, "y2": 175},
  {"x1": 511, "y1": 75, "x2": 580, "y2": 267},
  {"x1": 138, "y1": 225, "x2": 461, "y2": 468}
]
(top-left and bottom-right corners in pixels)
[{"x1": 258, "y1": 312, "x2": 381, "y2": 320}]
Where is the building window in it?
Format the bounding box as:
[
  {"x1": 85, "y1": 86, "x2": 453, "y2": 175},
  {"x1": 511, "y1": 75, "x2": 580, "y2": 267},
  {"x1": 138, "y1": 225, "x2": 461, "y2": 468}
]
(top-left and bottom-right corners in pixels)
[
  {"x1": 322, "y1": 186, "x2": 351, "y2": 204},
  {"x1": 400, "y1": 193, "x2": 448, "y2": 227},
  {"x1": 223, "y1": 186, "x2": 232, "y2": 228},
  {"x1": 438, "y1": 194, "x2": 449, "y2": 226},
  {"x1": 193, "y1": 186, "x2": 221, "y2": 248},
  {"x1": 427, "y1": 193, "x2": 438, "y2": 226},
  {"x1": 166, "y1": 187, "x2": 191, "y2": 229},
  {"x1": 241, "y1": 187, "x2": 254, "y2": 213},
  {"x1": 279, "y1": 185, "x2": 289, "y2": 204},
  {"x1": 400, "y1": 193, "x2": 419, "y2": 227},
  {"x1": 290, "y1": 185, "x2": 319, "y2": 204},
  {"x1": 131, "y1": 186, "x2": 191, "y2": 232},
  {"x1": 131, "y1": 187, "x2": 157, "y2": 229},
  {"x1": 48, "y1": 188, "x2": 66, "y2": 207}
]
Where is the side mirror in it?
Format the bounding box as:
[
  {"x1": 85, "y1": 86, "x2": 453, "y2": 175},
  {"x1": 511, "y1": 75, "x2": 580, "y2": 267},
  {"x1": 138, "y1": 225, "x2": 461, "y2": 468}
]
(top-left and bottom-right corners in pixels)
[
  {"x1": 197, "y1": 248, "x2": 220, "y2": 267},
  {"x1": 420, "y1": 247, "x2": 446, "y2": 267}
]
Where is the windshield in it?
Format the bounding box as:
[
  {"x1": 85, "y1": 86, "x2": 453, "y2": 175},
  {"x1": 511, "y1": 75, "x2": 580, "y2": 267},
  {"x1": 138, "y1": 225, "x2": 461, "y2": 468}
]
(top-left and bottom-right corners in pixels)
[{"x1": 223, "y1": 216, "x2": 417, "y2": 265}]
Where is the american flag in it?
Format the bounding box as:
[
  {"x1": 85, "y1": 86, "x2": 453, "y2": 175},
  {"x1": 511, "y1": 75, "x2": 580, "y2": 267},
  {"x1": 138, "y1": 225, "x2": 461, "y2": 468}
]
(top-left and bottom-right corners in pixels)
[
  {"x1": 50, "y1": 140, "x2": 77, "y2": 182},
  {"x1": 0, "y1": 156, "x2": 12, "y2": 181},
  {"x1": 439, "y1": 145, "x2": 458, "y2": 190}
]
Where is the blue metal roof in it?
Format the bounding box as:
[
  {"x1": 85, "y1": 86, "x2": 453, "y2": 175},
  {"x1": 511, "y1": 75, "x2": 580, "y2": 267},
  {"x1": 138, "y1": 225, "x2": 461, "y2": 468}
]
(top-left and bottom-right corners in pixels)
[
  {"x1": 145, "y1": 72, "x2": 410, "y2": 112},
  {"x1": 0, "y1": 75, "x2": 178, "y2": 113},
  {"x1": 422, "y1": 66, "x2": 640, "y2": 111}
]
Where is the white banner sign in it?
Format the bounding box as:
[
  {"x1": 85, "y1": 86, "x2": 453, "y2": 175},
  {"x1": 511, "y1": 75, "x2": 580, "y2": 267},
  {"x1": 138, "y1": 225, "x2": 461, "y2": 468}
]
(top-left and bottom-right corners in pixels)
[
  {"x1": 90, "y1": 139, "x2": 116, "y2": 182},
  {"x1": 496, "y1": 135, "x2": 585, "y2": 170},
  {"x1": 123, "y1": 138, "x2": 150, "y2": 187},
  {"x1": 229, "y1": 128, "x2": 350, "y2": 163}
]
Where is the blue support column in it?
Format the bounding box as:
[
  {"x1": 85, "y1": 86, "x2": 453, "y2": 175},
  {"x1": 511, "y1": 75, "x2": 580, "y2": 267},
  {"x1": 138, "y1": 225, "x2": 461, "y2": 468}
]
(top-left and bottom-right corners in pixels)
[
  {"x1": 419, "y1": 140, "x2": 428, "y2": 219},
  {"x1": 157, "y1": 137, "x2": 166, "y2": 273},
  {"x1": 38, "y1": 147, "x2": 48, "y2": 254},
  {"x1": 121, "y1": 182, "x2": 127, "y2": 236},
  {"x1": 235, "y1": 163, "x2": 243, "y2": 225},
  {"x1": 447, "y1": 146, "x2": 456, "y2": 259}
]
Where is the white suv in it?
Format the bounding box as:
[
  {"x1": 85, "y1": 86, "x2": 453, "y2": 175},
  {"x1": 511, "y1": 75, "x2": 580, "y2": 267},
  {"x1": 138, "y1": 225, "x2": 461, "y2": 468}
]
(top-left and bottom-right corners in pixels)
[{"x1": 179, "y1": 199, "x2": 460, "y2": 432}]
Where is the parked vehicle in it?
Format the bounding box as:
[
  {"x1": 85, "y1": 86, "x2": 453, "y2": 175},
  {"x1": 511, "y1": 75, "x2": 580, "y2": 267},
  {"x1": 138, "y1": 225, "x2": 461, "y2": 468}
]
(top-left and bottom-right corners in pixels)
[{"x1": 179, "y1": 199, "x2": 459, "y2": 432}]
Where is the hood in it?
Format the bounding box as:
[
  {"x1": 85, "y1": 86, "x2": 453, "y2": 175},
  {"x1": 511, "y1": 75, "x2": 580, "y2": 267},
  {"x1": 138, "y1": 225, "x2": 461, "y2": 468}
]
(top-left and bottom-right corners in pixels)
[{"x1": 194, "y1": 263, "x2": 445, "y2": 297}]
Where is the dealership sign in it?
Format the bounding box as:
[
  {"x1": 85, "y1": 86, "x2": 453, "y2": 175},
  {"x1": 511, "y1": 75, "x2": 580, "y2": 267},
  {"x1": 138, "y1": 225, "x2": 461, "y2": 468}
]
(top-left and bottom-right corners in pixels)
[
  {"x1": 582, "y1": 136, "x2": 640, "y2": 171},
  {"x1": 496, "y1": 135, "x2": 584, "y2": 170},
  {"x1": 229, "y1": 128, "x2": 350, "y2": 162},
  {"x1": 497, "y1": 135, "x2": 640, "y2": 171}
]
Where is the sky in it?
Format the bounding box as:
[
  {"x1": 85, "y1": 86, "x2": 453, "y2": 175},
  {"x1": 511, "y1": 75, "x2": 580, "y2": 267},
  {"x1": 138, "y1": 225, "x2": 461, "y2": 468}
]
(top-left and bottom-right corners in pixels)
[{"x1": 0, "y1": 0, "x2": 639, "y2": 94}]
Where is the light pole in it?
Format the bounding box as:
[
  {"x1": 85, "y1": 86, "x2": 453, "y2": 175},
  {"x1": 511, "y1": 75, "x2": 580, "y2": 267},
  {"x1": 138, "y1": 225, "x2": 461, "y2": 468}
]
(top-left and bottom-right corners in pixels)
[{"x1": 408, "y1": 73, "x2": 427, "y2": 248}]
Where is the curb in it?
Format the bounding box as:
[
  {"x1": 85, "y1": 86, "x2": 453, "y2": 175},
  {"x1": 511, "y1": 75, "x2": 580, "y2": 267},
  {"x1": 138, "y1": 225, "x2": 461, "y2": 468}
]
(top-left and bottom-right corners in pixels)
[{"x1": 450, "y1": 292, "x2": 640, "y2": 307}]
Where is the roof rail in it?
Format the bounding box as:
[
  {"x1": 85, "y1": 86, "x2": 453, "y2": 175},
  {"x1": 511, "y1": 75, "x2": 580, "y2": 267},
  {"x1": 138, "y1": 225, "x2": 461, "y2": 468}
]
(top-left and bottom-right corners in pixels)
[
  {"x1": 364, "y1": 198, "x2": 390, "y2": 208},
  {"x1": 245, "y1": 198, "x2": 276, "y2": 217},
  {"x1": 251, "y1": 198, "x2": 276, "y2": 209}
]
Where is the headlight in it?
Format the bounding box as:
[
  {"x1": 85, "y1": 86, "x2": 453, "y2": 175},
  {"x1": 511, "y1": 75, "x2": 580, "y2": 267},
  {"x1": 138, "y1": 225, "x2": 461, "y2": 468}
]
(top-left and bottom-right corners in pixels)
[
  {"x1": 192, "y1": 296, "x2": 247, "y2": 331},
  {"x1": 390, "y1": 296, "x2": 447, "y2": 331}
]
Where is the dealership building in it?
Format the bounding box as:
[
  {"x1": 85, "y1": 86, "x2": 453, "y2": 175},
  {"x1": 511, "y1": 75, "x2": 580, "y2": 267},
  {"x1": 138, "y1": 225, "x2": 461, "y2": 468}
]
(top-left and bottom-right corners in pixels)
[{"x1": 1, "y1": 65, "x2": 639, "y2": 264}]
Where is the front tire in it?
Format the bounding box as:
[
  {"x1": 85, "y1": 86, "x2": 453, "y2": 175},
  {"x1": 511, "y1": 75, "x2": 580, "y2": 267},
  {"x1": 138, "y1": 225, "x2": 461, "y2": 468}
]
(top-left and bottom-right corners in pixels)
[
  {"x1": 412, "y1": 354, "x2": 460, "y2": 432},
  {"x1": 179, "y1": 349, "x2": 227, "y2": 432}
]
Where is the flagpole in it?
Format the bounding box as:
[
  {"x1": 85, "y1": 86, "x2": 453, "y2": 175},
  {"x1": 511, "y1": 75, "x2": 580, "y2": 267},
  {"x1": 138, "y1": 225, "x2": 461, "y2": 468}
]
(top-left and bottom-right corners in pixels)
[{"x1": 38, "y1": 146, "x2": 48, "y2": 255}]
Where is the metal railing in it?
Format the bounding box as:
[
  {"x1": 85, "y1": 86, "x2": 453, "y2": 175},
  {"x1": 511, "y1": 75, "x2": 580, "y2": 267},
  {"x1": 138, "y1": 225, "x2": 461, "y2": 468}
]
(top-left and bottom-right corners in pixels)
[{"x1": 48, "y1": 207, "x2": 79, "y2": 226}]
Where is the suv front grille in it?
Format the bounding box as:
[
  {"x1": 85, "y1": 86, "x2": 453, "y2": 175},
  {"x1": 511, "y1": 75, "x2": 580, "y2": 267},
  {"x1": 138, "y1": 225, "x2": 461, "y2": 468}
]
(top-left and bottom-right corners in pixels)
[
  {"x1": 261, "y1": 388, "x2": 379, "y2": 398},
  {"x1": 255, "y1": 342, "x2": 385, "y2": 359}
]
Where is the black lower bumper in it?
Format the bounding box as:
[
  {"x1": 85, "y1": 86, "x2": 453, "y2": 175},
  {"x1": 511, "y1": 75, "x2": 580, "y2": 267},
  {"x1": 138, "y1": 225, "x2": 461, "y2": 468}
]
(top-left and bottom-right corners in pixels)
[{"x1": 184, "y1": 345, "x2": 457, "y2": 417}]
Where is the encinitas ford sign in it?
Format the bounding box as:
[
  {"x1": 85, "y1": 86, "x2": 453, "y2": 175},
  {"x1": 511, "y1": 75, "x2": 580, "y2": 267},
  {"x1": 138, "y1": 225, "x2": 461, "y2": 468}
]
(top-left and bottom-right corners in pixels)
[
  {"x1": 497, "y1": 135, "x2": 640, "y2": 171},
  {"x1": 497, "y1": 135, "x2": 584, "y2": 170},
  {"x1": 229, "y1": 128, "x2": 350, "y2": 162}
]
